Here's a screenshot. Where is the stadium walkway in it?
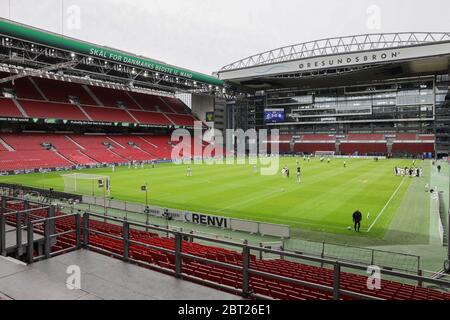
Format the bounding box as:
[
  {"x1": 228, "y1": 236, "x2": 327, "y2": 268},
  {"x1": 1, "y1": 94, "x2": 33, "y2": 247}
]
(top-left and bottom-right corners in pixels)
[{"x1": 0, "y1": 249, "x2": 241, "y2": 300}]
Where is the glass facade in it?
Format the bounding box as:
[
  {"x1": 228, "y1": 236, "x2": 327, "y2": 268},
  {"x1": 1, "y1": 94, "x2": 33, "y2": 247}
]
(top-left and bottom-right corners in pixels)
[{"x1": 225, "y1": 75, "x2": 450, "y2": 155}]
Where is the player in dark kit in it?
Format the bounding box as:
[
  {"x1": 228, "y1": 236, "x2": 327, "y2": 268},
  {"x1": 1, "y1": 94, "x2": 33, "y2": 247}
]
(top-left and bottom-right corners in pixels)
[{"x1": 352, "y1": 209, "x2": 362, "y2": 232}]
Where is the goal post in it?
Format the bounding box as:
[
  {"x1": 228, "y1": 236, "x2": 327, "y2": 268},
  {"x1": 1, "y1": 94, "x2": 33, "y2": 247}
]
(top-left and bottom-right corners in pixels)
[{"x1": 61, "y1": 173, "x2": 111, "y2": 197}]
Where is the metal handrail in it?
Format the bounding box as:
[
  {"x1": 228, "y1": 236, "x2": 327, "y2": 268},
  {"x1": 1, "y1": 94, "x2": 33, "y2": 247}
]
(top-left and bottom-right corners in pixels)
[
  {"x1": 84, "y1": 211, "x2": 450, "y2": 300},
  {"x1": 1, "y1": 206, "x2": 50, "y2": 217},
  {"x1": 26, "y1": 212, "x2": 81, "y2": 263},
  {"x1": 2, "y1": 196, "x2": 449, "y2": 300}
]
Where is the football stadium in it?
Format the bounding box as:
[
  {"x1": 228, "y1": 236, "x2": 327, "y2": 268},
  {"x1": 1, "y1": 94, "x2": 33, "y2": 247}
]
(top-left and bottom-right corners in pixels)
[{"x1": 0, "y1": 2, "x2": 449, "y2": 307}]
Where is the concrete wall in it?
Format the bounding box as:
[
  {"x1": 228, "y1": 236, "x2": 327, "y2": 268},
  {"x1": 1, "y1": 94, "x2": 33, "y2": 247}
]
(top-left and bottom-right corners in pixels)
[{"x1": 192, "y1": 94, "x2": 214, "y2": 125}]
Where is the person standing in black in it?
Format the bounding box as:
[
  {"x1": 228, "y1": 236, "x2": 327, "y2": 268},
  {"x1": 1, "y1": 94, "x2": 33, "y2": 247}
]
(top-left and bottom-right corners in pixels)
[{"x1": 352, "y1": 209, "x2": 362, "y2": 232}]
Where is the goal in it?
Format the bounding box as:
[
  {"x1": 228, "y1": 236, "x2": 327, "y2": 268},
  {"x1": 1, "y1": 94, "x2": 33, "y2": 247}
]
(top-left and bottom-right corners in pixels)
[
  {"x1": 314, "y1": 151, "x2": 335, "y2": 157},
  {"x1": 62, "y1": 173, "x2": 110, "y2": 197}
]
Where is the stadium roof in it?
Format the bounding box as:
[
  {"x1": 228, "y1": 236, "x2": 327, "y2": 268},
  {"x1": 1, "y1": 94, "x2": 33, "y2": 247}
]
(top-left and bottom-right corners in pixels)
[
  {"x1": 217, "y1": 33, "x2": 450, "y2": 90},
  {"x1": 220, "y1": 33, "x2": 450, "y2": 71},
  {"x1": 0, "y1": 18, "x2": 223, "y2": 88}
]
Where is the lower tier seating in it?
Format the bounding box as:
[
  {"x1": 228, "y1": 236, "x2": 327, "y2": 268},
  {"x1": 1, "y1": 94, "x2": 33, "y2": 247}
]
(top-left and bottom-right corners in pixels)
[
  {"x1": 392, "y1": 143, "x2": 435, "y2": 154},
  {"x1": 293, "y1": 143, "x2": 336, "y2": 153},
  {"x1": 7, "y1": 202, "x2": 446, "y2": 301},
  {"x1": 340, "y1": 143, "x2": 388, "y2": 154},
  {"x1": 0, "y1": 150, "x2": 73, "y2": 170}
]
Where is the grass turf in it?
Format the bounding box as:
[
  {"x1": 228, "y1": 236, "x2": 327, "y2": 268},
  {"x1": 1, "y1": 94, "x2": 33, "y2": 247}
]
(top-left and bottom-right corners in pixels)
[{"x1": 0, "y1": 157, "x2": 424, "y2": 238}]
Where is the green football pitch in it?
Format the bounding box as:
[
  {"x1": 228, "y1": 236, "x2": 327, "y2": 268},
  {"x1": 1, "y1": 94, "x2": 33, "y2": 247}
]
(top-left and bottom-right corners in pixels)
[{"x1": 0, "y1": 157, "x2": 424, "y2": 238}]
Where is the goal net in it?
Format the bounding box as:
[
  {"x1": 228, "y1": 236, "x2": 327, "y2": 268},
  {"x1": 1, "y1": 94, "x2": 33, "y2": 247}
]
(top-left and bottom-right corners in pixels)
[
  {"x1": 315, "y1": 151, "x2": 335, "y2": 157},
  {"x1": 62, "y1": 173, "x2": 110, "y2": 197}
]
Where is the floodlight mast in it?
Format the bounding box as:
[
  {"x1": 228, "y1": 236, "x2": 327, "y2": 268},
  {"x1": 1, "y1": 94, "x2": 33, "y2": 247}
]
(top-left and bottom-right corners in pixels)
[
  {"x1": 103, "y1": 180, "x2": 107, "y2": 222},
  {"x1": 448, "y1": 209, "x2": 450, "y2": 264}
]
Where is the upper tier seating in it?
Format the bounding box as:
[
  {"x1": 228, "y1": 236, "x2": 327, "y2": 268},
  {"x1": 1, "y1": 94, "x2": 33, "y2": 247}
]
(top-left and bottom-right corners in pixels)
[
  {"x1": 1, "y1": 75, "x2": 201, "y2": 126},
  {"x1": 163, "y1": 97, "x2": 189, "y2": 114},
  {"x1": 0, "y1": 98, "x2": 22, "y2": 117},
  {"x1": 32, "y1": 77, "x2": 97, "y2": 105},
  {"x1": 128, "y1": 110, "x2": 173, "y2": 125},
  {"x1": 81, "y1": 105, "x2": 136, "y2": 123},
  {"x1": 166, "y1": 113, "x2": 198, "y2": 127},
  {"x1": 301, "y1": 134, "x2": 336, "y2": 141},
  {"x1": 19, "y1": 100, "x2": 89, "y2": 121},
  {"x1": 1, "y1": 77, "x2": 43, "y2": 100},
  {"x1": 128, "y1": 93, "x2": 166, "y2": 112},
  {"x1": 88, "y1": 85, "x2": 140, "y2": 109}
]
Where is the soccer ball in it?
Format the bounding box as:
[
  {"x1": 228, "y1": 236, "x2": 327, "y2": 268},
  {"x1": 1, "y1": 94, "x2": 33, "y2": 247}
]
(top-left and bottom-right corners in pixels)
[{"x1": 347, "y1": 226, "x2": 351, "y2": 230}]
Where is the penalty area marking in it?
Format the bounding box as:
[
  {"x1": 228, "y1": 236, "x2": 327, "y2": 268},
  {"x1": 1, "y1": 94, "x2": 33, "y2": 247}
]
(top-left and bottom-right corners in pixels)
[{"x1": 366, "y1": 177, "x2": 406, "y2": 233}]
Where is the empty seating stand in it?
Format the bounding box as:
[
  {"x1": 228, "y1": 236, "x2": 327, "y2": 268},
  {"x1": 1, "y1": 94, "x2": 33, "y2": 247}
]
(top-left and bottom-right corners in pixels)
[
  {"x1": 128, "y1": 92, "x2": 161, "y2": 111},
  {"x1": 1, "y1": 77, "x2": 44, "y2": 100},
  {"x1": 166, "y1": 113, "x2": 198, "y2": 127},
  {"x1": 293, "y1": 135, "x2": 336, "y2": 154},
  {"x1": 0, "y1": 150, "x2": 72, "y2": 170},
  {"x1": 163, "y1": 97, "x2": 189, "y2": 114},
  {"x1": 1, "y1": 75, "x2": 201, "y2": 127},
  {"x1": 340, "y1": 134, "x2": 387, "y2": 155},
  {"x1": 18, "y1": 100, "x2": 88, "y2": 121},
  {"x1": 88, "y1": 85, "x2": 140, "y2": 109},
  {"x1": 129, "y1": 110, "x2": 174, "y2": 126},
  {"x1": 32, "y1": 77, "x2": 97, "y2": 105},
  {"x1": 0, "y1": 98, "x2": 22, "y2": 117},
  {"x1": 10, "y1": 202, "x2": 446, "y2": 301},
  {"x1": 0, "y1": 133, "x2": 191, "y2": 170},
  {"x1": 81, "y1": 105, "x2": 136, "y2": 123},
  {"x1": 391, "y1": 134, "x2": 435, "y2": 155}
]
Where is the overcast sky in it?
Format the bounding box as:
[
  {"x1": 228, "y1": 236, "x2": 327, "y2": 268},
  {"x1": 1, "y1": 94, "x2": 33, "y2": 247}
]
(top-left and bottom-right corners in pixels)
[{"x1": 1, "y1": 0, "x2": 449, "y2": 74}]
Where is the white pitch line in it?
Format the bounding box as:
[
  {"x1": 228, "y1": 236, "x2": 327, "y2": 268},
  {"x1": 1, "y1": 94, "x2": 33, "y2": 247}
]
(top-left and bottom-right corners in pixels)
[{"x1": 366, "y1": 177, "x2": 406, "y2": 233}]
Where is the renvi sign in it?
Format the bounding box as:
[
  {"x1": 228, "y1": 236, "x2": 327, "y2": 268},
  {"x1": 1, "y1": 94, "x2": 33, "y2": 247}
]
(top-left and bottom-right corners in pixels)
[
  {"x1": 0, "y1": 18, "x2": 223, "y2": 87},
  {"x1": 158, "y1": 207, "x2": 230, "y2": 228},
  {"x1": 184, "y1": 211, "x2": 230, "y2": 228},
  {"x1": 219, "y1": 42, "x2": 450, "y2": 80}
]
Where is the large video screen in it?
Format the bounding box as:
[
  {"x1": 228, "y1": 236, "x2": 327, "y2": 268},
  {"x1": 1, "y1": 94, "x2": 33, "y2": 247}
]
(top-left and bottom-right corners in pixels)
[{"x1": 264, "y1": 108, "x2": 285, "y2": 123}]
